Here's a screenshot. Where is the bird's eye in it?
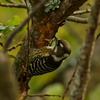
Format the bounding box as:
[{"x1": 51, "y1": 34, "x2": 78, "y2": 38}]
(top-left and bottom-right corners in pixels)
[{"x1": 59, "y1": 43, "x2": 64, "y2": 48}]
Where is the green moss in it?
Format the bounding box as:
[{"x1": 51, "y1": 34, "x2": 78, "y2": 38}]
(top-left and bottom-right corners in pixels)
[{"x1": 44, "y1": 0, "x2": 61, "y2": 12}]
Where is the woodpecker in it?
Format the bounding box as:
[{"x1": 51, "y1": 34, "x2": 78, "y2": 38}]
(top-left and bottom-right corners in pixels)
[{"x1": 29, "y1": 38, "x2": 71, "y2": 77}]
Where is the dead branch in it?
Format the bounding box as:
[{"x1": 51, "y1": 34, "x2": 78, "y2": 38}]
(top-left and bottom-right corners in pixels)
[
  {"x1": 0, "y1": 42, "x2": 22, "y2": 51},
  {"x1": 73, "y1": 9, "x2": 90, "y2": 15},
  {"x1": 8, "y1": 42, "x2": 22, "y2": 51},
  {"x1": 0, "y1": 2, "x2": 26, "y2": 8},
  {"x1": 62, "y1": 64, "x2": 78, "y2": 100},
  {"x1": 26, "y1": 94, "x2": 62, "y2": 98},
  {"x1": 67, "y1": 16, "x2": 88, "y2": 24}
]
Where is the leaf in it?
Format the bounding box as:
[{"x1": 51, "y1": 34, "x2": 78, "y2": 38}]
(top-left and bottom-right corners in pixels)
[
  {"x1": 0, "y1": 23, "x2": 6, "y2": 31},
  {"x1": 3, "y1": 25, "x2": 15, "y2": 35},
  {"x1": 0, "y1": 23, "x2": 15, "y2": 36},
  {"x1": 0, "y1": 16, "x2": 26, "y2": 36},
  {"x1": 6, "y1": 15, "x2": 26, "y2": 35},
  {"x1": 7, "y1": 15, "x2": 21, "y2": 26}
]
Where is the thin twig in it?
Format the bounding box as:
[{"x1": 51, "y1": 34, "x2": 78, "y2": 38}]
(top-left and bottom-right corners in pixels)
[
  {"x1": 26, "y1": 94, "x2": 62, "y2": 98},
  {"x1": 24, "y1": 0, "x2": 30, "y2": 93},
  {"x1": 62, "y1": 64, "x2": 78, "y2": 100},
  {"x1": 7, "y1": 42, "x2": 22, "y2": 51},
  {"x1": 0, "y1": 42, "x2": 22, "y2": 51},
  {"x1": 67, "y1": 16, "x2": 100, "y2": 24},
  {"x1": 67, "y1": 16, "x2": 88, "y2": 24},
  {"x1": 73, "y1": 9, "x2": 90, "y2": 15},
  {"x1": 3, "y1": 0, "x2": 47, "y2": 53},
  {"x1": 0, "y1": 3, "x2": 26, "y2": 8}
]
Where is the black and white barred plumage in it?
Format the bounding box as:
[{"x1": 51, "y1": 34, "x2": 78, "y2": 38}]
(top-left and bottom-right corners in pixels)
[{"x1": 29, "y1": 38, "x2": 71, "y2": 77}]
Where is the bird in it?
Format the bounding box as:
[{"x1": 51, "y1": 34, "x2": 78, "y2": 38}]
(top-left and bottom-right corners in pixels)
[{"x1": 28, "y1": 37, "x2": 71, "y2": 77}]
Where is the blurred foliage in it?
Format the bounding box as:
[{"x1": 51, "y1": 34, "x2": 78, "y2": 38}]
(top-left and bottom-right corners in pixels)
[
  {"x1": 0, "y1": 15, "x2": 26, "y2": 37},
  {"x1": 88, "y1": 84, "x2": 100, "y2": 100},
  {"x1": 0, "y1": 0, "x2": 100, "y2": 100}
]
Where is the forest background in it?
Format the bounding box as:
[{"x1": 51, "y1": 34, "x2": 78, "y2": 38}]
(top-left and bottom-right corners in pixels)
[{"x1": 0, "y1": 0, "x2": 100, "y2": 100}]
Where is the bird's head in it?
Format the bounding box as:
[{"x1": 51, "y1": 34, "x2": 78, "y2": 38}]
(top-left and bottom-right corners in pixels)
[{"x1": 51, "y1": 38, "x2": 71, "y2": 62}]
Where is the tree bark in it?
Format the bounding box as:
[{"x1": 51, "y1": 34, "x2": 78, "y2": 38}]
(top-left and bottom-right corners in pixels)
[{"x1": 70, "y1": 0, "x2": 100, "y2": 99}]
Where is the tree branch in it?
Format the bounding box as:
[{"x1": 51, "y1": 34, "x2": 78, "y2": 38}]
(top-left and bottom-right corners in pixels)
[
  {"x1": 0, "y1": 42, "x2": 22, "y2": 51},
  {"x1": 70, "y1": 0, "x2": 100, "y2": 100},
  {"x1": 62, "y1": 64, "x2": 78, "y2": 100},
  {"x1": 0, "y1": 3, "x2": 26, "y2": 8},
  {"x1": 26, "y1": 94, "x2": 62, "y2": 98},
  {"x1": 73, "y1": 9, "x2": 90, "y2": 15},
  {"x1": 34, "y1": 0, "x2": 88, "y2": 47},
  {"x1": 67, "y1": 16, "x2": 88, "y2": 24},
  {"x1": 8, "y1": 42, "x2": 22, "y2": 51}
]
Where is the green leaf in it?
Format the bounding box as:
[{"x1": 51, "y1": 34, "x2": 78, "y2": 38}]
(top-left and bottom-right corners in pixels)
[
  {"x1": 3, "y1": 25, "x2": 15, "y2": 35},
  {"x1": 0, "y1": 23, "x2": 6, "y2": 31},
  {"x1": 7, "y1": 15, "x2": 21, "y2": 26},
  {"x1": 0, "y1": 16, "x2": 26, "y2": 36}
]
